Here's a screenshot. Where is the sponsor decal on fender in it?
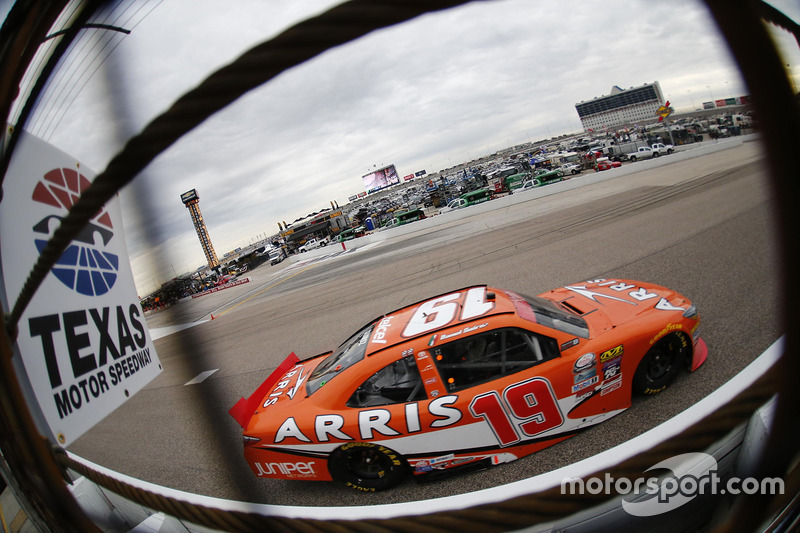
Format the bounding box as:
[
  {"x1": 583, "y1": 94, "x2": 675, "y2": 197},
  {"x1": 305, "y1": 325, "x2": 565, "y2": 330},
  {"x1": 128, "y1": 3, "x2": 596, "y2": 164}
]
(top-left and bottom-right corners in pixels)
[
  {"x1": 574, "y1": 368, "x2": 596, "y2": 384},
  {"x1": 650, "y1": 323, "x2": 683, "y2": 345},
  {"x1": 561, "y1": 338, "x2": 580, "y2": 351},
  {"x1": 573, "y1": 352, "x2": 595, "y2": 373},
  {"x1": 600, "y1": 375, "x2": 623, "y2": 396},
  {"x1": 602, "y1": 361, "x2": 621, "y2": 381},
  {"x1": 255, "y1": 461, "x2": 318, "y2": 478},
  {"x1": 571, "y1": 375, "x2": 599, "y2": 393},
  {"x1": 599, "y1": 344, "x2": 623, "y2": 362}
]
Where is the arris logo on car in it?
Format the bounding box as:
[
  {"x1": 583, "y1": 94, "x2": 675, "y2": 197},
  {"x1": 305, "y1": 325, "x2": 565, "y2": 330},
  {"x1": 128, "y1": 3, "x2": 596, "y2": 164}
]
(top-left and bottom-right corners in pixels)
[{"x1": 31, "y1": 168, "x2": 119, "y2": 296}]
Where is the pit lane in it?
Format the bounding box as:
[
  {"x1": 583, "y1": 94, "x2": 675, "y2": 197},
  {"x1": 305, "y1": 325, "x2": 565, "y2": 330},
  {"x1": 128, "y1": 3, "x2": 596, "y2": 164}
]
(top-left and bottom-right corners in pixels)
[{"x1": 68, "y1": 136, "x2": 781, "y2": 508}]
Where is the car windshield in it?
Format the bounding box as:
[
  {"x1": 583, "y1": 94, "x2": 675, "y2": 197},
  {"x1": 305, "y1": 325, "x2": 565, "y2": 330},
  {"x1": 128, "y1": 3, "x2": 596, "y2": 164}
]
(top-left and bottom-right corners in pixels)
[
  {"x1": 306, "y1": 323, "x2": 374, "y2": 395},
  {"x1": 519, "y1": 294, "x2": 590, "y2": 339}
]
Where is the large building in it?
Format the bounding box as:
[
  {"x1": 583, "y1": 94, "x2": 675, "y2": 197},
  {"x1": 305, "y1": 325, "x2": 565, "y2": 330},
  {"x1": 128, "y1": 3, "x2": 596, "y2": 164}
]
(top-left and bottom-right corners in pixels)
[{"x1": 576, "y1": 82, "x2": 665, "y2": 132}]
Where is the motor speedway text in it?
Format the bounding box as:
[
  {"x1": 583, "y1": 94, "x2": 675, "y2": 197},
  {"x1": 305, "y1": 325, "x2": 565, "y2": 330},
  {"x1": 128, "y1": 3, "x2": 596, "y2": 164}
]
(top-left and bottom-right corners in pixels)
[{"x1": 27, "y1": 304, "x2": 155, "y2": 419}]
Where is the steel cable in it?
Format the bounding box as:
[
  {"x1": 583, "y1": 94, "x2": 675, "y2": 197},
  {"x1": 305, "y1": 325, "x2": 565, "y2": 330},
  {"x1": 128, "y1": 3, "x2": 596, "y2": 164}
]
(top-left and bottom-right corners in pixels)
[
  {"x1": 5, "y1": 0, "x2": 474, "y2": 335},
  {"x1": 58, "y1": 364, "x2": 779, "y2": 532},
  {"x1": 1, "y1": 0, "x2": 797, "y2": 531}
]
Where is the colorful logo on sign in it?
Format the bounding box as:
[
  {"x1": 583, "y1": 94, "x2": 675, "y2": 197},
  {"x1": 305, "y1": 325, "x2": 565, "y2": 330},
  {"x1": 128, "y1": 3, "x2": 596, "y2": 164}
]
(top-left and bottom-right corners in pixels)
[{"x1": 31, "y1": 168, "x2": 119, "y2": 296}]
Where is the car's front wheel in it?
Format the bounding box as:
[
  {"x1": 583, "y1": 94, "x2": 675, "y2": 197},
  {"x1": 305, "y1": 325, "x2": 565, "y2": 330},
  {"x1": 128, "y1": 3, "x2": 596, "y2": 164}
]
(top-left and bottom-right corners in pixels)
[
  {"x1": 328, "y1": 442, "x2": 408, "y2": 491},
  {"x1": 632, "y1": 332, "x2": 689, "y2": 395}
]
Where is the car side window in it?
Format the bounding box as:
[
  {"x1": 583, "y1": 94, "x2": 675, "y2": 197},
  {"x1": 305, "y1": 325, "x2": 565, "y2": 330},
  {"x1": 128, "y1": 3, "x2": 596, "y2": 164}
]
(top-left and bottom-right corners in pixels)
[
  {"x1": 431, "y1": 328, "x2": 558, "y2": 392},
  {"x1": 347, "y1": 355, "x2": 426, "y2": 407}
]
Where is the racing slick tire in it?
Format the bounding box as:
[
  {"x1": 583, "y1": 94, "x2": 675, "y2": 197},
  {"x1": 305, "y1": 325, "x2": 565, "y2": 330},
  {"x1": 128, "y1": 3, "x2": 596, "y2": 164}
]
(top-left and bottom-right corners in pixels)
[
  {"x1": 632, "y1": 332, "x2": 689, "y2": 395},
  {"x1": 328, "y1": 442, "x2": 408, "y2": 491}
]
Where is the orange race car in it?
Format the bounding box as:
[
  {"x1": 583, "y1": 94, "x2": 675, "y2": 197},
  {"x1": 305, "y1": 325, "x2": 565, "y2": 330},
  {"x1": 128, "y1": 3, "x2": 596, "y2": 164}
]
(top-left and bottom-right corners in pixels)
[{"x1": 230, "y1": 279, "x2": 708, "y2": 491}]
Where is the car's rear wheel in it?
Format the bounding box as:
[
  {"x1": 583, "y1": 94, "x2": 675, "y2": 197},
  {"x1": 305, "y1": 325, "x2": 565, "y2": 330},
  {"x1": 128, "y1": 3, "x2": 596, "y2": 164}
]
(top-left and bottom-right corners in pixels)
[
  {"x1": 328, "y1": 442, "x2": 408, "y2": 491},
  {"x1": 653, "y1": 151, "x2": 660, "y2": 157},
  {"x1": 633, "y1": 332, "x2": 689, "y2": 395},
  {"x1": 630, "y1": 156, "x2": 637, "y2": 162}
]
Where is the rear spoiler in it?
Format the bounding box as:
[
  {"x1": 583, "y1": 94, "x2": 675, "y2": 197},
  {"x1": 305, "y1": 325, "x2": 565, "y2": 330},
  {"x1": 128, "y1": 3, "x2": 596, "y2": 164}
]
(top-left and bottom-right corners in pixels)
[{"x1": 228, "y1": 353, "x2": 299, "y2": 429}]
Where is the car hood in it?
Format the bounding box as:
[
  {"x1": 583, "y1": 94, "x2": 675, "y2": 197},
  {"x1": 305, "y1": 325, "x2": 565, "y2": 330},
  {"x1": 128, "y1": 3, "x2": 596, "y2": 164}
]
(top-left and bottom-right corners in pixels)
[{"x1": 541, "y1": 279, "x2": 689, "y2": 335}]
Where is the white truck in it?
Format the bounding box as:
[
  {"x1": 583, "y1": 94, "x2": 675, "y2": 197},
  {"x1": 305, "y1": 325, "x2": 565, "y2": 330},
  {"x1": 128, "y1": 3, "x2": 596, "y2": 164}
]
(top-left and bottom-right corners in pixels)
[
  {"x1": 651, "y1": 143, "x2": 675, "y2": 155},
  {"x1": 626, "y1": 146, "x2": 656, "y2": 161},
  {"x1": 297, "y1": 237, "x2": 328, "y2": 253},
  {"x1": 558, "y1": 163, "x2": 582, "y2": 175}
]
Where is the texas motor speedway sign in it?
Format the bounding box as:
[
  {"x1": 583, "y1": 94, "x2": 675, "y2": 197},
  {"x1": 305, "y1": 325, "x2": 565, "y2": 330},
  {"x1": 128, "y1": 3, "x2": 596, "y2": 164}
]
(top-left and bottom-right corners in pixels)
[{"x1": 0, "y1": 131, "x2": 161, "y2": 445}]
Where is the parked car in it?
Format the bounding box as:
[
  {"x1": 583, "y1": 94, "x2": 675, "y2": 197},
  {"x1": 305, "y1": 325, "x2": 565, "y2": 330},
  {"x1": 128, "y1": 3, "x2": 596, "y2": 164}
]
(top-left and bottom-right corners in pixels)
[{"x1": 595, "y1": 159, "x2": 622, "y2": 171}]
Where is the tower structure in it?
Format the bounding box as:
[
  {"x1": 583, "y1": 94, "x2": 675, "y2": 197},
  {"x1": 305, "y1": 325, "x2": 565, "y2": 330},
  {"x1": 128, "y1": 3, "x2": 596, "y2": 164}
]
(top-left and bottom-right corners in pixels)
[{"x1": 180, "y1": 189, "x2": 219, "y2": 270}]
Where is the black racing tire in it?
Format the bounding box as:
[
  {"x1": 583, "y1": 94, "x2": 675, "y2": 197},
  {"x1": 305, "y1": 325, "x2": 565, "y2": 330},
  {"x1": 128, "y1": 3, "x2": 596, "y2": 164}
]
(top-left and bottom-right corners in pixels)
[
  {"x1": 328, "y1": 442, "x2": 408, "y2": 492},
  {"x1": 632, "y1": 332, "x2": 689, "y2": 395}
]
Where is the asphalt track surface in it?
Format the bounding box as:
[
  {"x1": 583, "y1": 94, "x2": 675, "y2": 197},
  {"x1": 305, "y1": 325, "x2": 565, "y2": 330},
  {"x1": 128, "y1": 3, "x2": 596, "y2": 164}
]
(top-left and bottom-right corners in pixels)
[{"x1": 68, "y1": 138, "x2": 782, "y2": 508}]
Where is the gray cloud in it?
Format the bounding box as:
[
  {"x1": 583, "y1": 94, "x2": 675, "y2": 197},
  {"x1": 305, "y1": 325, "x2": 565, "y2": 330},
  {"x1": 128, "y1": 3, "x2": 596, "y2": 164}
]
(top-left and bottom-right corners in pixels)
[{"x1": 18, "y1": 0, "x2": 798, "y2": 294}]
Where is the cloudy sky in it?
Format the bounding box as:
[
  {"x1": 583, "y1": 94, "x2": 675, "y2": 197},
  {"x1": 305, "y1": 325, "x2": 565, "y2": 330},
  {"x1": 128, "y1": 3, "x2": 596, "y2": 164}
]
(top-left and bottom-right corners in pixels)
[{"x1": 9, "y1": 0, "x2": 800, "y2": 296}]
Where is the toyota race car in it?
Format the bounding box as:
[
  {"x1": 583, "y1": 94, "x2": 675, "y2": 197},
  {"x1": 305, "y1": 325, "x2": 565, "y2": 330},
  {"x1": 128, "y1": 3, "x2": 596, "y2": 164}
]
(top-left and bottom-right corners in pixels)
[{"x1": 229, "y1": 279, "x2": 708, "y2": 491}]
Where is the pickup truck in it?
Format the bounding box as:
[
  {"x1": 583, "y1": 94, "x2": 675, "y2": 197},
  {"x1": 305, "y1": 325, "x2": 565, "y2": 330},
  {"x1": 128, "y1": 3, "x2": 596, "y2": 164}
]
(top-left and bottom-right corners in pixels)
[
  {"x1": 626, "y1": 146, "x2": 656, "y2": 162},
  {"x1": 651, "y1": 143, "x2": 675, "y2": 155},
  {"x1": 559, "y1": 163, "x2": 582, "y2": 175},
  {"x1": 297, "y1": 237, "x2": 328, "y2": 253}
]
